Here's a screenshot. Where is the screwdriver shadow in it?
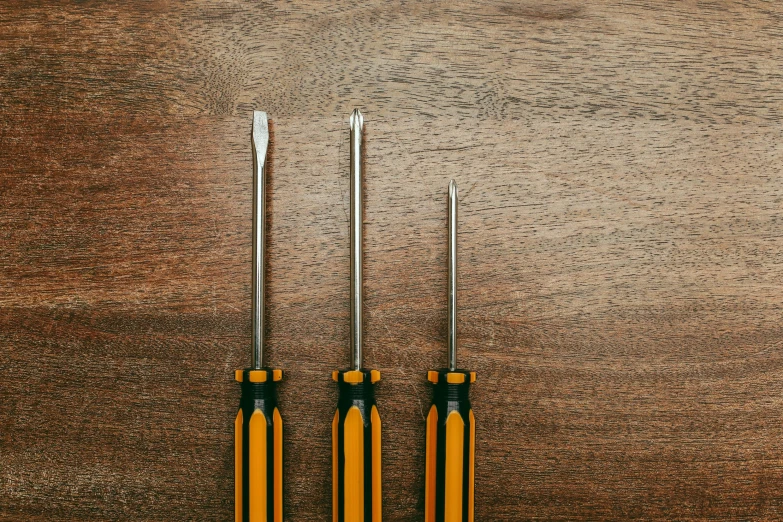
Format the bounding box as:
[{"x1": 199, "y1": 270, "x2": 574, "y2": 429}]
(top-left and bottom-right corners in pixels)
[{"x1": 263, "y1": 118, "x2": 276, "y2": 350}]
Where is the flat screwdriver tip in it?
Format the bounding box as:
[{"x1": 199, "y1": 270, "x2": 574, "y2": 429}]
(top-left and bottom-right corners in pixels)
[
  {"x1": 350, "y1": 109, "x2": 364, "y2": 130},
  {"x1": 252, "y1": 111, "x2": 269, "y2": 166}
]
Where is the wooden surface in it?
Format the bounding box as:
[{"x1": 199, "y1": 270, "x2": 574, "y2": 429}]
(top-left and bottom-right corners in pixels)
[{"x1": 2, "y1": 1, "x2": 783, "y2": 520}]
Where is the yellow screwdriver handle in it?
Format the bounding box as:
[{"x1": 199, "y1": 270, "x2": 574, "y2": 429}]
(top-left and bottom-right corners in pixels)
[
  {"x1": 425, "y1": 369, "x2": 476, "y2": 522},
  {"x1": 235, "y1": 368, "x2": 283, "y2": 522},
  {"x1": 332, "y1": 369, "x2": 382, "y2": 522}
]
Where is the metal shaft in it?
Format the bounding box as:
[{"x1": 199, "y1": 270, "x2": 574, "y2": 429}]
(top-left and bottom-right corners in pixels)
[
  {"x1": 251, "y1": 111, "x2": 269, "y2": 369},
  {"x1": 448, "y1": 179, "x2": 458, "y2": 371},
  {"x1": 350, "y1": 109, "x2": 364, "y2": 371}
]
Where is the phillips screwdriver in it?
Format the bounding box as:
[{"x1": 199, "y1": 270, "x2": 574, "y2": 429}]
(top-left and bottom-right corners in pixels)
[
  {"x1": 235, "y1": 111, "x2": 283, "y2": 522},
  {"x1": 332, "y1": 109, "x2": 382, "y2": 522},
  {"x1": 424, "y1": 180, "x2": 476, "y2": 522}
]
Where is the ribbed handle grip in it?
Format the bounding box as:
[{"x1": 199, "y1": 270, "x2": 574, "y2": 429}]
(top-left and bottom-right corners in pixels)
[
  {"x1": 425, "y1": 369, "x2": 476, "y2": 522},
  {"x1": 332, "y1": 369, "x2": 382, "y2": 522},
  {"x1": 235, "y1": 368, "x2": 283, "y2": 522}
]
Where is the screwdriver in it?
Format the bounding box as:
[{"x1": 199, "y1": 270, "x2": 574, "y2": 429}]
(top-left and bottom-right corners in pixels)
[
  {"x1": 424, "y1": 180, "x2": 476, "y2": 522},
  {"x1": 235, "y1": 111, "x2": 283, "y2": 522},
  {"x1": 332, "y1": 109, "x2": 382, "y2": 522}
]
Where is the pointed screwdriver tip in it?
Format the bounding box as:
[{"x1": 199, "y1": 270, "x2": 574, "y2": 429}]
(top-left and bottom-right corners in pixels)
[
  {"x1": 449, "y1": 179, "x2": 458, "y2": 198},
  {"x1": 350, "y1": 108, "x2": 364, "y2": 130}
]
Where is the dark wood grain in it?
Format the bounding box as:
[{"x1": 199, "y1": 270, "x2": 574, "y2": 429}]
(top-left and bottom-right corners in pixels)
[{"x1": 2, "y1": 1, "x2": 783, "y2": 520}]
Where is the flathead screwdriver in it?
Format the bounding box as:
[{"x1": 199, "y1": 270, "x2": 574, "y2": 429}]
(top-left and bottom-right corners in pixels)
[
  {"x1": 425, "y1": 180, "x2": 476, "y2": 522},
  {"x1": 235, "y1": 111, "x2": 283, "y2": 522},
  {"x1": 332, "y1": 109, "x2": 382, "y2": 522}
]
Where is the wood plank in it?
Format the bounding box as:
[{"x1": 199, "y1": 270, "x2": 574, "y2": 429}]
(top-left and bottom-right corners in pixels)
[
  {"x1": 2, "y1": 2, "x2": 782, "y2": 122},
  {"x1": 1, "y1": 1, "x2": 783, "y2": 520}
]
